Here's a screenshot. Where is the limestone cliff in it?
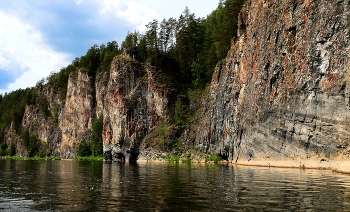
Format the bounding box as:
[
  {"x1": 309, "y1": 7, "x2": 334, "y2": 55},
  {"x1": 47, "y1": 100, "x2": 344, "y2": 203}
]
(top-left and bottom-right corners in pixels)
[
  {"x1": 6, "y1": 0, "x2": 350, "y2": 164},
  {"x1": 194, "y1": 0, "x2": 350, "y2": 163},
  {"x1": 102, "y1": 56, "x2": 175, "y2": 161},
  {"x1": 60, "y1": 70, "x2": 94, "y2": 158},
  {"x1": 22, "y1": 105, "x2": 61, "y2": 155}
]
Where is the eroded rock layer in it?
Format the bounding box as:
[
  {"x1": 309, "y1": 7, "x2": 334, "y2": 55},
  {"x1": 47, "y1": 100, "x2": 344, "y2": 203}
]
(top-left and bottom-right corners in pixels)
[
  {"x1": 22, "y1": 105, "x2": 61, "y2": 155},
  {"x1": 194, "y1": 0, "x2": 350, "y2": 162},
  {"x1": 60, "y1": 70, "x2": 94, "y2": 158},
  {"x1": 102, "y1": 56, "x2": 175, "y2": 161}
]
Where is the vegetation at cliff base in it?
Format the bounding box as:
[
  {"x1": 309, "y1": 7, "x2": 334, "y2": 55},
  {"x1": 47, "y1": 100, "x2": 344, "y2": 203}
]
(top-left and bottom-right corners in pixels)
[
  {"x1": 77, "y1": 116, "x2": 104, "y2": 158},
  {"x1": 205, "y1": 154, "x2": 222, "y2": 163}
]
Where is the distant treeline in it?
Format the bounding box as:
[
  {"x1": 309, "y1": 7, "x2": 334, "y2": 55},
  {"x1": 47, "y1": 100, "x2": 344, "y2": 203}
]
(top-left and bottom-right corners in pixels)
[{"x1": 0, "y1": 0, "x2": 246, "y2": 157}]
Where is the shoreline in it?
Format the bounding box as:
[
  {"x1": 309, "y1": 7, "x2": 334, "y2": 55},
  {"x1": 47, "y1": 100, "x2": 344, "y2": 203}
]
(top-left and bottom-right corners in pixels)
[
  {"x1": 2, "y1": 156, "x2": 350, "y2": 175},
  {"x1": 233, "y1": 160, "x2": 350, "y2": 175},
  {"x1": 138, "y1": 158, "x2": 350, "y2": 175}
]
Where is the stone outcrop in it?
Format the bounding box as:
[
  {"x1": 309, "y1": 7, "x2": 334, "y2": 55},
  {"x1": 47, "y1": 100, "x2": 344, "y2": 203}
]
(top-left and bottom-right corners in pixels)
[
  {"x1": 60, "y1": 69, "x2": 94, "y2": 158},
  {"x1": 3, "y1": 125, "x2": 26, "y2": 156},
  {"x1": 102, "y1": 56, "x2": 175, "y2": 161},
  {"x1": 95, "y1": 71, "x2": 108, "y2": 118},
  {"x1": 194, "y1": 0, "x2": 350, "y2": 163},
  {"x1": 7, "y1": 0, "x2": 350, "y2": 165},
  {"x1": 22, "y1": 105, "x2": 61, "y2": 155}
]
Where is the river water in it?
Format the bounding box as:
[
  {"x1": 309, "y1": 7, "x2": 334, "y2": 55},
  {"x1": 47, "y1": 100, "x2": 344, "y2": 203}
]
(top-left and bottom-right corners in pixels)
[{"x1": 1, "y1": 160, "x2": 350, "y2": 211}]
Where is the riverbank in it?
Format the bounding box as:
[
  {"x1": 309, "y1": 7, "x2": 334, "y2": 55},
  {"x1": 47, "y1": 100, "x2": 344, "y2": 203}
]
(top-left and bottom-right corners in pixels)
[
  {"x1": 0, "y1": 156, "x2": 61, "y2": 161},
  {"x1": 234, "y1": 159, "x2": 350, "y2": 175},
  {"x1": 138, "y1": 157, "x2": 350, "y2": 175},
  {"x1": 0, "y1": 156, "x2": 104, "y2": 161},
  {"x1": 2, "y1": 155, "x2": 350, "y2": 175}
]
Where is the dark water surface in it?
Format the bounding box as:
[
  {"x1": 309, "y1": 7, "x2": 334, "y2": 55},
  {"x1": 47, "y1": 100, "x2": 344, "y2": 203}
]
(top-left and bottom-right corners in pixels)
[{"x1": 1, "y1": 160, "x2": 350, "y2": 211}]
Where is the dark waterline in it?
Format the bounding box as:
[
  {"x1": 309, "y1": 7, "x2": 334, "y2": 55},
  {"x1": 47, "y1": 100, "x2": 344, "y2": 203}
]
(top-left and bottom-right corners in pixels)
[{"x1": 1, "y1": 160, "x2": 350, "y2": 211}]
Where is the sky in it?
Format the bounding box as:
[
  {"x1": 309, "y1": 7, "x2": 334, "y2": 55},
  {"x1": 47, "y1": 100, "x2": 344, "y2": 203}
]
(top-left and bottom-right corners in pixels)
[{"x1": 0, "y1": 0, "x2": 219, "y2": 95}]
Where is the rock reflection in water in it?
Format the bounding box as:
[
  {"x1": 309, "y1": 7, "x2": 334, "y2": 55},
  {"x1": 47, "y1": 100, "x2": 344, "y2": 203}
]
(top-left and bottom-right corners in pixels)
[{"x1": 1, "y1": 160, "x2": 350, "y2": 211}]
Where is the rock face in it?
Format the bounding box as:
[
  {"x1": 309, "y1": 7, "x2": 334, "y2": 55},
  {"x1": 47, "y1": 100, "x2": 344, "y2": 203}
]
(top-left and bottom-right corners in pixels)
[
  {"x1": 22, "y1": 105, "x2": 61, "y2": 155},
  {"x1": 60, "y1": 70, "x2": 94, "y2": 158},
  {"x1": 3, "y1": 125, "x2": 26, "y2": 156},
  {"x1": 95, "y1": 71, "x2": 108, "y2": 118},
  {"x1": 102, "y1": 56, "x2": 175, "y2": 161},
  {"x1": 195, "y1": 0, "x2": 350, "y2": 162},
  {"x1": 7, "y1": 0, "x2": 350, "y2": 163}
]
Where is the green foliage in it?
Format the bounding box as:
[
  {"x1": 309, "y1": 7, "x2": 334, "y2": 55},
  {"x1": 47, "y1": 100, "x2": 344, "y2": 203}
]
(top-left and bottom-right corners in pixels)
[
  {"x1": 74, "y1": 156, "x2": 104, "y2": 161},
  {"x1": 175, "y1": 100, "x2": 183, "y2": 122},
  {"x1": 91, "y1": 116, "x2": 103, "y2": 156},
  {"x1": 167, "y1": 155, "x2": 180, "y2": 163},
  {"x1": 116, "y1": 0, "x2": 246, "y2": 88},
  {"x1": 8, "y1": 143, "x2": 16, "y2": 156},
  {"x1": 0, "y1": 142, "x2": 7, "y2": 156},
  {"x1": 181, "y1": 157, "x2": 192, "y2": 163},
  {"x1": 20, "y1": 129, "x2": 46, "y2": 157},
  {"x1": 21, "y1": 128, "x2": 30, "y2": 148},
  {"x1": 51, "y1": 106, "x2": 59, "y2": 123},
  {"x1": 0, "y1": 0, "x2": 247, "y2": 159},
  {"x1": 37, "y1": 150, "x2": 47, "y2": 158},
  {"x1": 0, "y1": 88, "x2": 35, "y2": 133},
  {"x1": 157, "y1": 122, "x2": 166, "y2": 137},
  {"x1": 38, "y1": 95, "x2": 50, "y2": 117},
  {"x1": 78, "y1": 139, "x2": 92, "y2": 157},
  {"x1": 100, "y1": 41, "x2": 120, "y2": 71},
  {"x1": 205, "y1": 154, "x2": 222, "y2": 163},
  {"x1": 28, "y1": 133, "x2": 39, "y2": 157},
  {"x1": 3, "y1": 155, "x2": 60, "y2": 160}
]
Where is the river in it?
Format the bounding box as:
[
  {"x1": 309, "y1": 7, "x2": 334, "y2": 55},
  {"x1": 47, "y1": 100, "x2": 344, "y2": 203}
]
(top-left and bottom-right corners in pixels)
[{"x1": 1, "y1": 160, "x2": 350, "y2": 211}]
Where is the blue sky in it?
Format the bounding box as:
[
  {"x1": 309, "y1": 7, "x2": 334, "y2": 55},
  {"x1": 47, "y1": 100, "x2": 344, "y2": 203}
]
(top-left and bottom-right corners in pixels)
[{"x1": 0, "y1": 0, "x2": 219, "y2": 94}]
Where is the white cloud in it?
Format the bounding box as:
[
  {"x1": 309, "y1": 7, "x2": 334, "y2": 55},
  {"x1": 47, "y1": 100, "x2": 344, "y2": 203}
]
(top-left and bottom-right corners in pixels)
[
  {"x1": 76, "y1": 0, "x2": 85, "y2": 5},
  {"x1": 97, "y1": 0, "x2": 157, "y2": 31},
  {"x1": 0, "y1": 0, "x2": 219, "y2": 95},
  {"x1": 0, "y1": 56, "x2": 10, "y2": 69},
  {"x1": 0, "y1": 11, "x2": 69, "y2": 94}
]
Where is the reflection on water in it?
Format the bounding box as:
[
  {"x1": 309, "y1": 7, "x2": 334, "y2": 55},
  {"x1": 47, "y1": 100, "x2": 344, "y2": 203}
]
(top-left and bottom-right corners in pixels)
[{"x1": 1, "y1": 160, "x2": 350, "y2": 211}]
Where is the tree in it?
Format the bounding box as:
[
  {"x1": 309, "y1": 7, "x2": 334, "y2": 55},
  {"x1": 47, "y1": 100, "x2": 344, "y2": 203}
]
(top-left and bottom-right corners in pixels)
[
  {"x1": 79, "y1": 44, "x2": 101, "y2": 77},
  {"x1": 91, "y1": 116, "x2": 103, "y2": 156},
  {"x1": 100, "y1": 41, "x2": 120, "y2": 71},
  {"x1": 78, "y1": 139, "x2": 91, "y2": 157},
  {"x1": 8, "y1": 143, "x2": 15, "y2": 156},
  {"x1": 121, "y1": 31, "x2": 139, "y2": 58},
  {"x1": 145, "y1": 19, "x2": 160, "y2": 64},
  {"x1": 174, "y1": 8, "x2": 205, "y2": 85},
  {"x1": 0, "y1": 142, "x2": 7, "y2": 156},
  {"x1": 28, "y1": 133, "x2": 39, "y2": 157}
]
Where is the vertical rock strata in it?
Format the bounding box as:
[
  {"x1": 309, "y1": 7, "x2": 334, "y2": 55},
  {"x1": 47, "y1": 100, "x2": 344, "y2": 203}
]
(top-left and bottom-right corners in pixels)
[
  {"x1": 7, "y1": 0, "x2": 350, "y2": 164},
  {"x1": 195, "y1": 0, "x2": 350, "y2": 162},
  {"x1": 22, "y1": 105, "x2": 61, "y2": 155},
  {"x1": 103, "y1": 56, "x2": 174, "y2": 161},
  {"x1": 60, "y1": 70, "x2": 94, "y2": 158}
]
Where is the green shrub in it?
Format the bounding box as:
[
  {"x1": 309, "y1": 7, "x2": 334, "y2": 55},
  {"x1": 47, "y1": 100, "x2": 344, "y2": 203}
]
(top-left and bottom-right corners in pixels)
[
  {"x1": 205, "y1": 154, "x2": 221, "y2": 163},
  {"x1": 0, "y1": 142, "x2": 8, "y2": 156},
  {"x1": 91, "y1": 116, "x2": 103, "y2": 156},
  {"x1": 167, "y1": 155, "x2": 180, "y2": 163},
  {"x1": 181, "y1": 157, "x2": 191, "y2": 163},
  {"x1": 74, "y1": 156, "x2": 104, "y2": 161},
  {"x1": 8, "y1": 143, "x2": 15, "y2": 156},
  {"x1": 36, "y1": 151, "x2": 47, "y2": 158},
  {"x1": 78, "y1": 139, "x2": 91, "y2": 157}
]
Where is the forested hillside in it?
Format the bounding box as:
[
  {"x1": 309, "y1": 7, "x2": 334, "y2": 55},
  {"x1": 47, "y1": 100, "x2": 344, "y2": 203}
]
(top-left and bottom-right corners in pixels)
[{"x1": 0, "y1": 0, "x2": 246, "y2": 158}]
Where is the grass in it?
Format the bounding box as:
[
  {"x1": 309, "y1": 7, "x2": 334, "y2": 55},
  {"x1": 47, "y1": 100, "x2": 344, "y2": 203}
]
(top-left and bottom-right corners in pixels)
[
  {"x1": 181, "y1": 157, "x2": 191, "y2": 163},
  {"x1": 74, "y1": 156, "x2": 104, "y2": 161},
  {"x1": 205, "y1": 154, "x2": 222, "y2": 163},
  {"x1": 167, "y1": 155, "x2": 180, "y2": 163},
  {"x1": 1, "y1": 155, "x2": 61, "y2": 161}
]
